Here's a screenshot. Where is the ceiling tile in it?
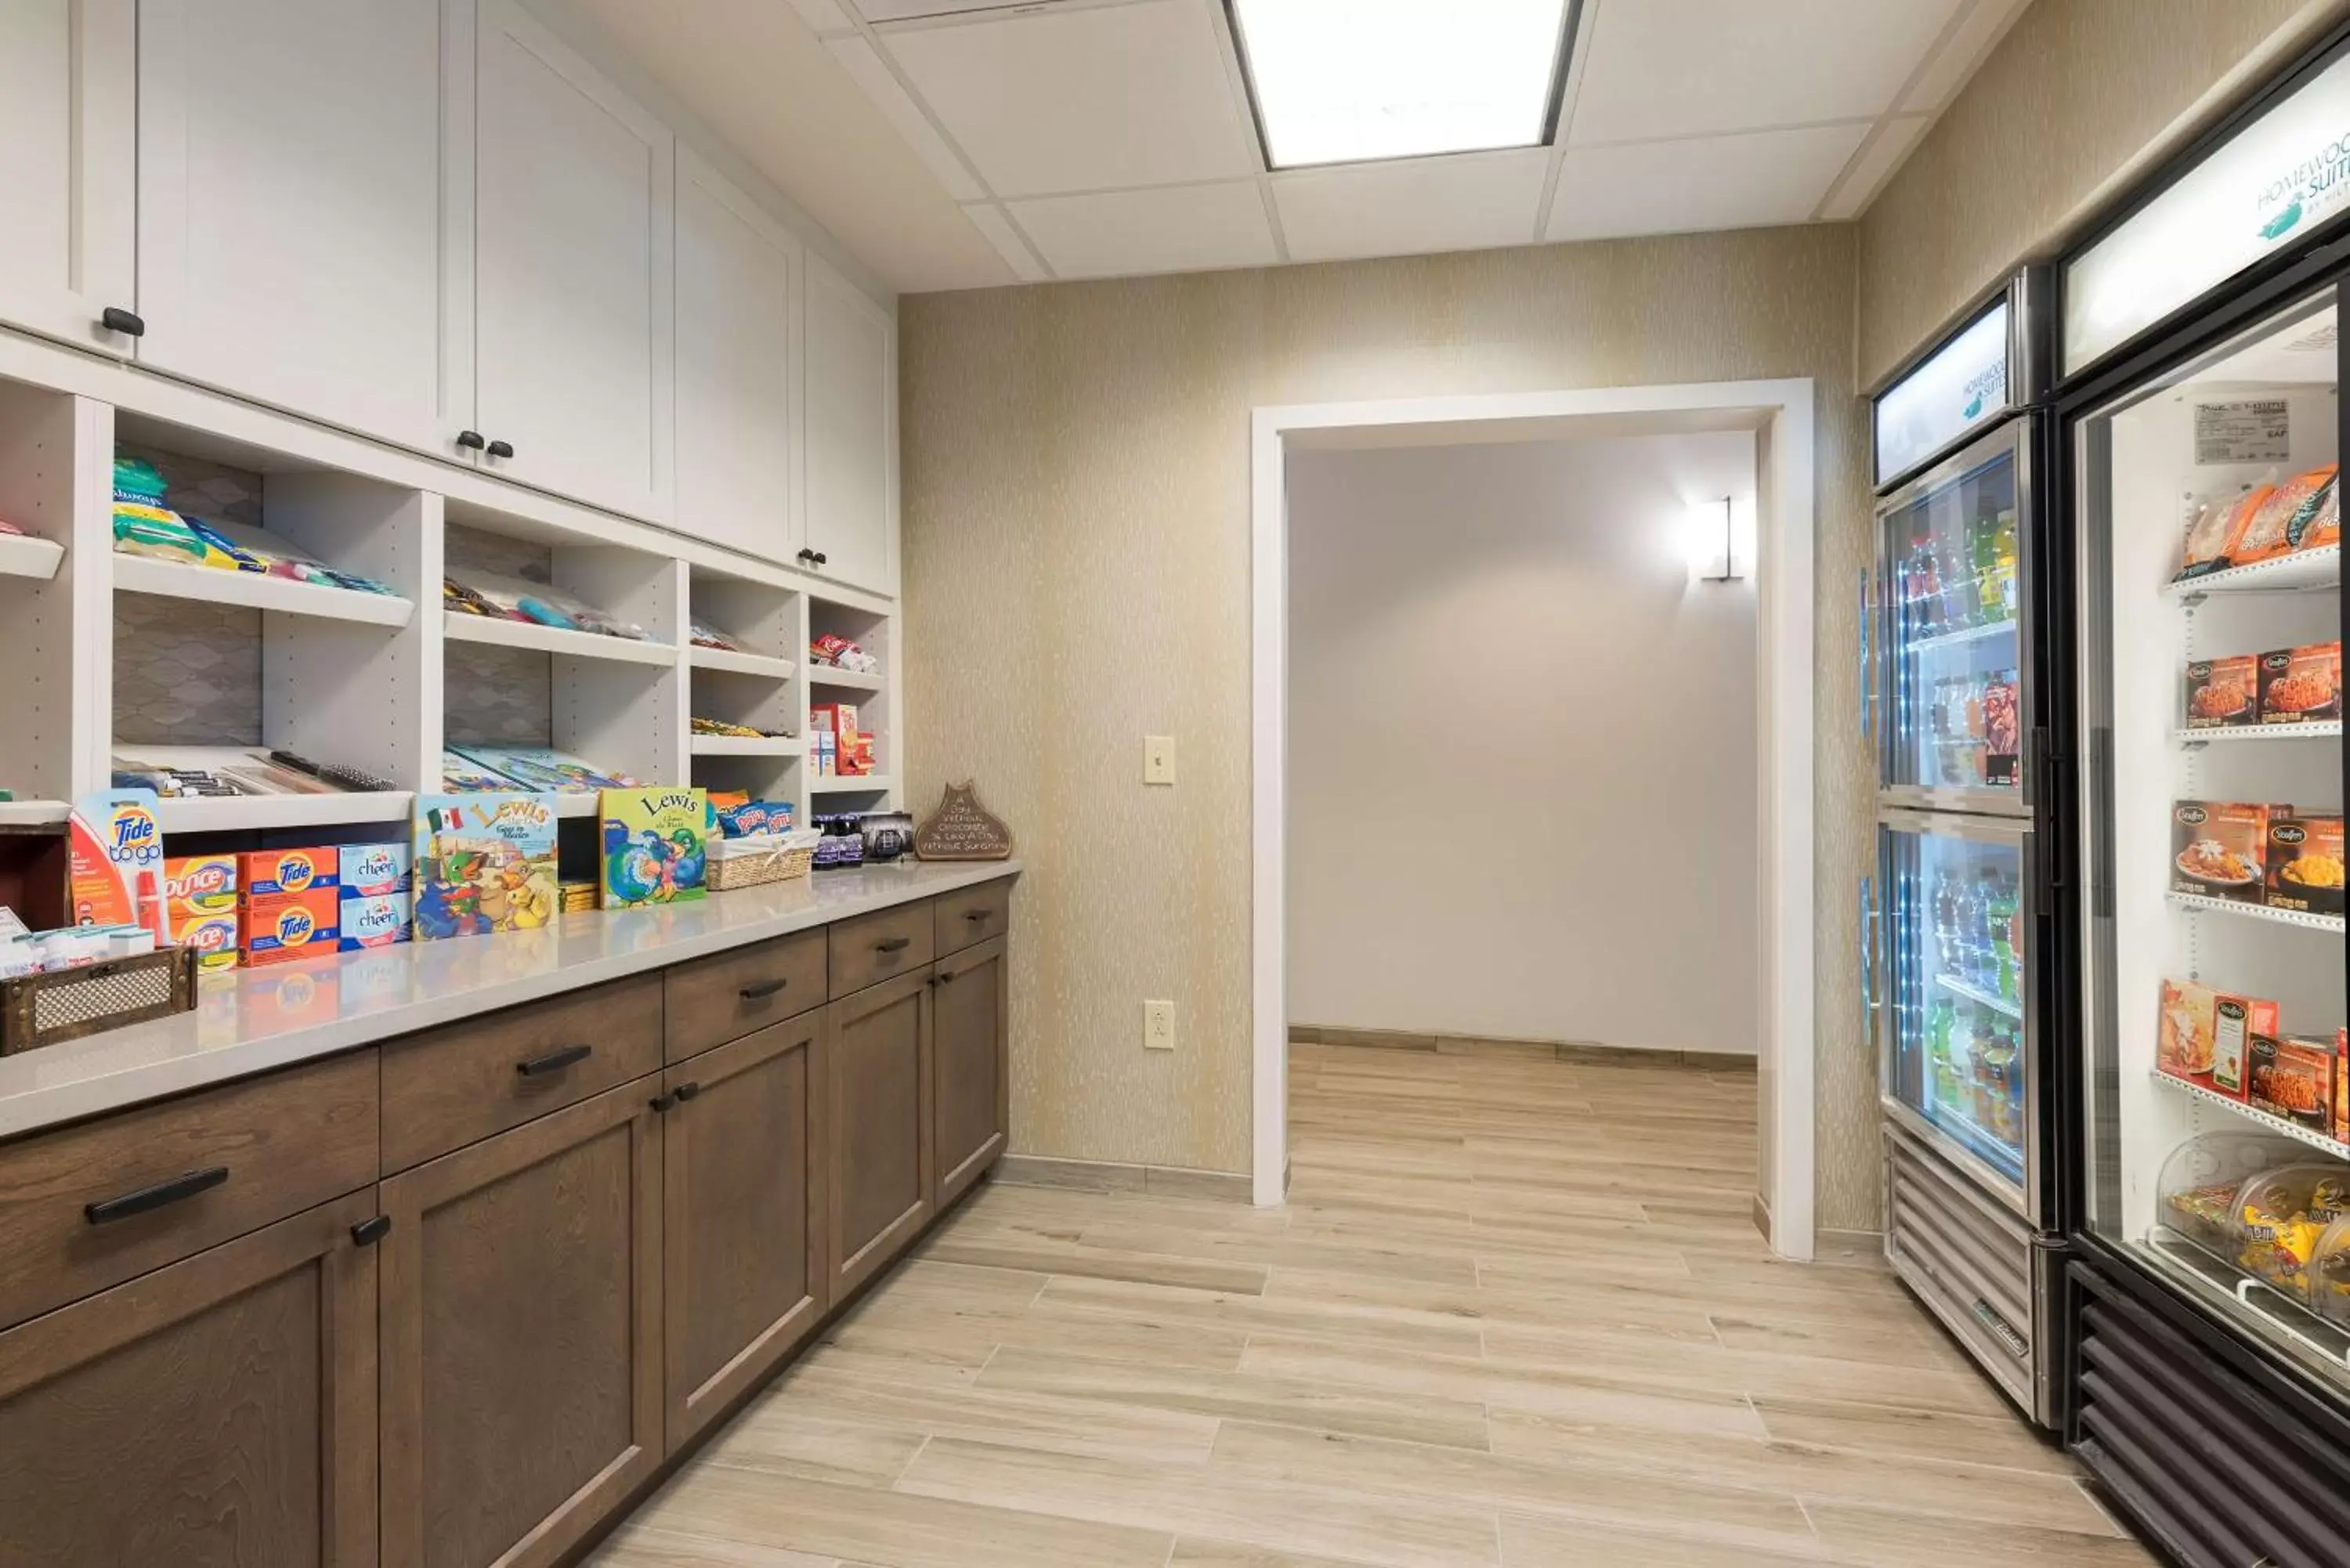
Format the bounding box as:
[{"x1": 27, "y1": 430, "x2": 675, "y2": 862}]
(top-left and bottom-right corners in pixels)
[
  {"x1": 1274, "y1": 150, "x2": 1549, "y2": 263},
  {"x1": 786, "y1": 0, "x2": 857, "y2": 34},
  {"x1": 1816, "y1": 114, "x2": 1931, "y2": 221},
  {"x1": 879, "y1": 0, "x2": 1256, "y2": 197},
  {"x1": 1899, "y1": 0, "x2": 2033, "y2": 115},
  {"x1": 1547, "y1": 123, "x2": 1869, "y2": 242},
  {"x1": 960, "y1": 201, "x2": 1049, "y2": 281},
  {"x1": 1007, "y1": 182, "x2": 1278, "y2": 280},
  {"x1": 1567, "y1": 0, "x2": 1964, "y2": 145},
  {"x1": 855, "y1": 0, "x2": 1034, "y2": 18},
  {"x1": 825, "y1": 35, "x2": 985, "y2": 201}
]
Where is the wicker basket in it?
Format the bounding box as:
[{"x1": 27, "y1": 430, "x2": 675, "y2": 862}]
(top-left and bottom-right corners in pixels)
[
  {"x1": 707, "y1": 831, "x2": 819, "y2": 892},
  {"x1": 1, "y1": 946, "x2": 200, "y2": 1056}
]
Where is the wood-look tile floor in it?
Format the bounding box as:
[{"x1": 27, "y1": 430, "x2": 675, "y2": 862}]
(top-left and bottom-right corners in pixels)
[{"x1": 588, "y1": 1042, "x2": 2154, "y2": 1568}]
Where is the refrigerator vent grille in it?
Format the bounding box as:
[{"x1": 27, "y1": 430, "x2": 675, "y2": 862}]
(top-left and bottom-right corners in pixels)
[
  {"x1": 2074, "y1": 1283, "x2": 2350, "y2": 1568},
  {"x1": 1883, "y1": 1122, "x2": 2041, "y2": 1418}
]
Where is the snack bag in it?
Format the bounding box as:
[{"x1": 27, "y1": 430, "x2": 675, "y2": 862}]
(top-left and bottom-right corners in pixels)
[
  {"x1": 2178, "y1": 485, "x2": 2272, "y2": 579},
  {"x1": 2187, "y1": 655, "x2": 2259, "y2": 728},
  {"x1": 2233, "y1": 464, "x2": 2339, "y2": 563}
]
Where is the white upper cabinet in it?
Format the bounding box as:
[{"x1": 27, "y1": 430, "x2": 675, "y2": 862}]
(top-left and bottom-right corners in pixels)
[
  {"x1": 136, "y1": 0, "x2": 450, "y2": 451},
  {"x1": 804, "y1": 256, "x2": 897, "y2": 594},
  {"x1": 674, "y1": 147, "x2": 802, "y2": 565},
  {"x1": 469, "y1": 0, "x2": 674, "y2": 522},
  {"x1": 0, "y1": 0, "x2": 135, "y2": 354}
]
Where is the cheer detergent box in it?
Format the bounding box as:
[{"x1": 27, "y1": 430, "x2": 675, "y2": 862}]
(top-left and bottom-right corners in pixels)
[
  {"x1": 164, "y1": 854, "x2": 240, "y2": 971},
  {"x1": 240, "y1": 846, "x2": 338, "y2": 898},
  {"x1": 338, "y1": 842, "x2": 411, "y2": 896},
  {"x1": 242, "y1": 888, "x2": 340, "y2": 966},
  {"x1": 338, "y1": 891, "x2": 411, "y2": 950}
]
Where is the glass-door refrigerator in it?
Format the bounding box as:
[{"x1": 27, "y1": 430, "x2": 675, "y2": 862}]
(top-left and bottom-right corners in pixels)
[
  {"x1": 1868, "y1": 269, "x2": 2069, "y2": 1428},
  {"x1": 2061, "y1": 29, "x2": 2350, "y2": 1566}
]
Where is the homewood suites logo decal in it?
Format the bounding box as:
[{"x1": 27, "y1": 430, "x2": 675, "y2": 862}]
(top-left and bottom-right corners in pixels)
[
  {"x1": 2256, "y1": 125, "x2": 2350, "y2": 240},
  {"x1": 1960, "y1": 359, "x2": 2003, "y2": 421}
]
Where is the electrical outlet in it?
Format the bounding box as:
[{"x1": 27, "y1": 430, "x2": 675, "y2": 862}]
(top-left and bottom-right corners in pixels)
[
  {"x1": 1143, "y1": 999, "x2": 1175, "y2": 1051},
  {"x1": 1144, "y1": 735, "x2": 1176, "y2": 786}
]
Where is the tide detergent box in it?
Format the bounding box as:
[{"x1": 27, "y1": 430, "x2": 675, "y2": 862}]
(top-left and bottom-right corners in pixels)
[
  {"x1": 240, "y1": 846, "x2": 338, "y2": 898},
  {"x1": 165, "y1": 854, "x2": 240, "y2": 970},
  {"x1": 338, "y1": 891, "x2": 412, "y2": 950},
  {"x1": 339, "y1": 842, "x2": 412, "y2": 896},
  {"x1": 243, "y1": 888, "x2": 339, "y2": 965}
]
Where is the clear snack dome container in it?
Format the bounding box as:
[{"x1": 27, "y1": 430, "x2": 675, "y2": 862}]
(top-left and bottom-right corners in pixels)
[
  {"x1": 2227, "y1": 1162, "x2": 2350, "y2": 1299},
  {"x1": 2308, "y1": 1215, "x2": 2350, "y2": 1325},
  {"x1": 2155, "y1": 1132, "x2": 2329, "y2": 1261}
]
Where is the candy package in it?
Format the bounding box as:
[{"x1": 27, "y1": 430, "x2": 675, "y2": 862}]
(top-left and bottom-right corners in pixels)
[{"x1": 810, "y1": 633, "x2": 879, "y2": 674}]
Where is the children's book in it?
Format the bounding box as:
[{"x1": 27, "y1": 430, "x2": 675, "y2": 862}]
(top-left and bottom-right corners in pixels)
[
  {"x1": 453, "y1": 746, "x2": 641, "y2": 794},
  {"x1": 439, "y1": 749, "x2": 522, "y2": 793},
  {"x1": 598, "y1": 787, "x2": 712, "y2": 909},
  {"x1": 411, "y1": 793, "x2": 561, "y2": 939}
]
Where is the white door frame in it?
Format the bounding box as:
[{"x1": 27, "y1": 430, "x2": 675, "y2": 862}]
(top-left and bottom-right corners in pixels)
[{"x1": 1250, "y1": 380, "x2": 1820, "y2": 1259}]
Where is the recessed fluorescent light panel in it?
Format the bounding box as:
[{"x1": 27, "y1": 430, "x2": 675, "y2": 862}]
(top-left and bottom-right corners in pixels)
[{"x1": 1229, "y1": 0, "x2": 1575, "y2": 170}]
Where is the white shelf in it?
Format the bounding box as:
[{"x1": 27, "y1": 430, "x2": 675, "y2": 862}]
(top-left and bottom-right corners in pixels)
[
  {"x1": 2177, "y1": 720, "x2": 2342, "y2": 744},
  {"x1": 1936, "y1": 972, "x2": 2023, "y2": 1019},
  {"x1": 2168, "y1": 891, "x2": 2346, "y2": 932},
  {"x1": 2154, "y1": 1071, "x2": 2350, "y2": 1160},
  {"x1": 153, "y1": 790, "x2": 413, "y2": 833},
  {"x1": 0, "y1": 534, "x2": 63, "y2": 581},
  {"x1": 805, "y1": 663, "x2": 884, "y2": 692},
  {"x1": 444, "y1": 614, "x2": 678, "y2": 667},
  {"x1": 2167, "y1": 544, "x2": 2341, "y2": 598},
  {"x1": 690, "y1": 645, "x2": 796, "y2": 680},
  {"x1": 0, "y1": 799, "x2": 69, "y2": 827},
  {"x1": 810, "y1": 773, "x2": 892, "y2": 793},
  {"x1": 114, "y1": 554, "x2": 414, "y2": 627},
  {"x1": 691, "y1": 735, "x2": 804, "y2": 757},
  {"x1": 1906, "y1": 618, "x2": 2017, "y2": 655}
]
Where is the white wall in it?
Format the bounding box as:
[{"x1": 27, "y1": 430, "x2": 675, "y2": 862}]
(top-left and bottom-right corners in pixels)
[{"x1": 1286, "y1": 432, "x2": 1761, "y2": 1054}]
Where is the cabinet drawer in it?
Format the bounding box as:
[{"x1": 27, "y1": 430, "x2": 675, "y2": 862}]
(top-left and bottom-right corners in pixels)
[
  {"x1": 830, "y1": 901, "x2": 935, "y2": 998},
  {"x1": 0, "y1": 1050, "x2": 379, "y2": 1331},
  {"x1": 665, "y1": 928, "x2": 827, "y2": 1062},
  {"x1": 934, "y1": 878, "x2": 1010, "y2": 956},
  {"x1": 381, "y1": 974, "x2": 663, "y2": 1172}
]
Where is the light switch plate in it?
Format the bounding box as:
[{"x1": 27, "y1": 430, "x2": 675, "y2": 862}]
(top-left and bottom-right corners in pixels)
[
  {"x1": 1144, "y1": 735, "x2": 1175, "y2": 785},
  {"x1": 1144, "y1": 999, "x2": 1175, "y2": 1051}
]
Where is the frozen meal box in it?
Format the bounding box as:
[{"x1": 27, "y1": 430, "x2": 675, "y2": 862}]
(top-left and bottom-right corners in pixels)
[
  {"x1": 339, "y1": 841, "x2": 412, "y2": 895},
  {"x1": 172, "y1": 907, "x2": 240, "y2": 972},
  {"x1": 2157, "y1": 978, "x2": 2276, "y2": 1099},
  {"x1": 242, "y1": 888, "x2": 340, "y2": 964},
  {"x1": 2338, "y1": 1028, "x2": 2348, "y2": 1144},
  {"x1": 2258, "y1": 641, "x2": 2342, "y2": 724},
  {"x1": 2173, "y1": 801, "x2": 2281, "y2": 903},
  {"x1": 240, "y1": 846, "x2": 338, "y2": 898},
  {"x1": 338, "y1": 890, "x2": 412, "y2": 950},
  {"x1": 2252, "y1": 1035, "x2": 2337, "y2": 1131},
  {"x1": 2266, "y1": 815, "x2": 2345, "y2": 916},
  {"x1": 2232, "y1": 464, "x2": 2339, "y2": 563},
  {"x1": 164, "y1": 854, "x2": 237, "y2": 912},
  {"x1": 2186, "y1": 655, "x2": 2259, "y2": 728}
]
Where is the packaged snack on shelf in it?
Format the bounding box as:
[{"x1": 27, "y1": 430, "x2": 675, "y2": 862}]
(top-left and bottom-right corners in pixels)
[
  {"x1": 2257, "y1": 641, "x2": 2341, "y2": 723},
  {"x1": 812, "y1": 815, "x2": 865, "y2": 869},
  {"x1": 240, "y1": 847, "x2": 338, "y2": 897},
  {"x1": 689, "y1": 620, "x2": 744, "y2": 652},
  {"x1": 2186, "y1": 655, "x2": 2259, "y2": 728},
  {"x1": 2265, "y1": 815, "x2": 2345, "y2": 916},
  {"x1": 2173, "y1": 801, "x2": 2282, "y2": 903},
  {"x1": 242, "y1": 889, "x2": 339, "y2": 966},
  {"x1": 2177, "y1": 484, "x2": 2271, "y2": 579},
  {"x1": 855, "y1": 732, "x2": 877, "y2": 774},
  {"x1": 338, "y1": 891, "x2": 412, "y2": 950},
  {"x1": 339, "y1": 843, "x2": 412, "y2": 896},
  {"x1": 413, "y1": 794, "x2": 561, "y2": 938},
  {"x1": 190, "y1": 517, "x2": 397, "y2": 595},
  {"x1": 2251, "y1": 1035, "x2": 2337, "y2": 1130},
  {"x1": 810, "y1": 633, "x2": 879, "y2": 674},
  {"x1": 441, "y1": 569, "x2": 647, "y2": 640},
  {"x1": 715, "y1": 800, "x2": 794, "y2": 837},
  {"x1": 598, "y1": 788, "x2": 712, "y2": 909},
  {"x1": 2233, "y1": 1164, "x2": 2350, "y2": 1297},
  {"x1": 2231, "y1": 464, "x2": 2339, "y2": 564},
  {"x1": 2338, "y1": 1028, "x2": 2348, "y2": 1143},
  {"x1": 2158, "y1": 977, "x2": 2276, "y2": 1099}
]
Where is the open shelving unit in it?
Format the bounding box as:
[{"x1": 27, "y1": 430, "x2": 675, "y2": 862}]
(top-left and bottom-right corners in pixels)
[
  {"x1": 443, "y1": 613, "x2": 674, "y2": 665},
  {"x1": 805, "y1": 663, "x2": 884, "y2": 692},
  {"x1": 0, "y1": 533, "x2": 63, "y2": 580},
  {"x1": 114, "y1": 554, "x2": 415, "y2": 627}
]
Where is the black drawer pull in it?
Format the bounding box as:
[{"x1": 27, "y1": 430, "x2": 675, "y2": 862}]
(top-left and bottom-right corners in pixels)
[
  {"x1": 455, "y1": 428, "x2": 486, "y2": 451},
  {"x1": 486, "y1": 438, "x2": 514, "y2": 459},
  {"x1": 739, "y1": 978, "x2": 790, "y2": 1000},
  {"x1": 964, "y1": 909, "x2": 992, "y2": 923},
  {"x1": 85, "y1": 1166, "x2": 228, "y2": 1225},
  {"x1": 674, "y1": 1081, "x2": 701, "y2": 1102},
  {"x1": 101, "y1": 305, "x2": 145, "y2": 338},
  {"x1": 938, "y1": 970, "x2": 958, "y2": 985},
  {"x1": 649, "y1": 1091, "x2": 678, "y2": 1113},
  {"x1": 876, "y1": 936, "x2": 912, "y2": 953},
  {"x1": 351, "y1": 1214, "x2": 393, "y2": 1248},
  {"x1": 517, "y1": 1044, "x2": 593, "y2": 1076}
]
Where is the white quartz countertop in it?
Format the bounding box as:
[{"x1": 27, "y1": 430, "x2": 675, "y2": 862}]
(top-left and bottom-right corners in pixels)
[{"x1": 0, "y1": 860, "x2": 1019, "y2": 1141}]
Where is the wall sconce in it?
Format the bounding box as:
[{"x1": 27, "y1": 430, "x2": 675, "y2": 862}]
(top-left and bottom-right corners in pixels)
[{"x1": 1683, "y1": 497, "x2": 1741, "y2": 583}]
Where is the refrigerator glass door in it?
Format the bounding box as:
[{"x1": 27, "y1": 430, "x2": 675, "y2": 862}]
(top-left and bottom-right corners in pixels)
[
  {"x1": 1879, "y1": 810, "x2": 2038, "y2": 1220},
  {"x1": 2077, "y1": 283, "x2": 2350, "y2": 1394},
  {"x1": 1878, "y1": 420, "x2": 2034, "y2": 815}
]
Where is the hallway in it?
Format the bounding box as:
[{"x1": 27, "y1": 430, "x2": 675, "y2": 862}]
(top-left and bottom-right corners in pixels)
[{"x1": 588, "y1": 1042, "x2": 2152, "y2": 1567}]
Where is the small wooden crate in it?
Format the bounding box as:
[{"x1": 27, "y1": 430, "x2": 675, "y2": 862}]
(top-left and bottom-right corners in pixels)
[
  {"x1": 1, "y1": 946, "x2": 201, "y2": 1056},
  {"x1": 707, "y1": 833, "x2": 817, "y2": 892}
]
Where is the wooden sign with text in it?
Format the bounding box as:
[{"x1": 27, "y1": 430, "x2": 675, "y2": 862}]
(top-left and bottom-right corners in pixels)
[{"x1": 913, "y1": 782, "x2": 1013, "y2": 862}]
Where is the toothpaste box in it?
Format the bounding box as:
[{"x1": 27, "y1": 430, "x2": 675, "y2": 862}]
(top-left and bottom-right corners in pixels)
[
  {"x1": 240, "y1": 846, "x2": 338, "y2": 898},
  {"x1": 338, "y1": 891, "x2": 412, "y2": 950},
  {"x1": 338, "y1": 842, "x2": 411, "y2": 896},
  {"x1": 243, "y1": 888, "x2": 340, "y2": 964},
  {"x1": 172, "y1": 907, "x2": 242, "y2": 971}
]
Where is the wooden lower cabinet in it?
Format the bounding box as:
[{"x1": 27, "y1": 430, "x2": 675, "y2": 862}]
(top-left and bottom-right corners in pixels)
[
  {"x1": 661, "y1": 1017, "x2": 827, "y2": 1452},
  {"x1": 0, "y1": 1188, "x2": 380, "y2": 1568},
  {"x1": 932, "y1": 934, "x2": 1009, "y2": 1209},
  {"x1": 378, "y1": 1081, "x2": 663, "y2": 1568},
  {"x1": 823, "y1": 966, "x2": 933, "y2": 1299}
]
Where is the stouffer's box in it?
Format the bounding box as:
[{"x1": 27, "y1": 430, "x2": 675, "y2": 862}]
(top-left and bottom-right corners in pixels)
[{"x1": 2158, "y1": 978, "x2": 2276, "y2": 1101}]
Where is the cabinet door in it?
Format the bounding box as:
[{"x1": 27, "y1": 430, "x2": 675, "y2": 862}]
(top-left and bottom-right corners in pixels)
[
  {"x1": 0, "y1": 0, "x2": 134, "y2": 352},
  {"x1": 803, "y1": 256, "x2": 896, "y2": 592},
  {"x1": 932, "y1": 934, "x2": 1008, "y2": 1209},
  {"x1": 0, "y1": 1190, "x2": 379, "y2": 1568},
  {"x1": 824, "y1": 967, "x2": 932, "y2": 1300},
  {"x1": 662, "y1": 1015, "x2": 826, "y2": 1452},
  {"x1": 136, "y1": 0, "x2": 450, "y2": 452},
  {"x1": 472, "y1": 0, "x2": 673, "y2": 522},
  {"x1": 380, "y1": 1080, "x2": 662, "y2": 1568},
  {"x1": 674, "y1": 146, "x2": 801, "y2": 566}
]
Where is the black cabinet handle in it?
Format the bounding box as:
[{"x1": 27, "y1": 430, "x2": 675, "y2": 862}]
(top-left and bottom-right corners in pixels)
[
  {"x1": 876, "y1": 936, "x2": 911, "y2": 953},
  {"x1": 649, "y1": 1091, "x2": 678, "y2": 1113},
  {"x1": 797, "y1": 548, "x2": 817, "y2": 563},
  {"x1": 739, "y1": 977, "x2": 790, "y2": 1000},
  {"x1": 813, "y1": 552, "x2": 830, "y2": 565},
  {"x1": 486, "y1": 439, "x2": 514, "y2": 459},
  {"x1": 456, "y1": 429, "x2": 486, "y2": 451},
  {"x1": 938, "y1": 970, "x2": 957, "y2": 985},
  {"x1": 674, "y1": 1081, "x2": 701, "y2": 1103},
  {"x1": 964, "y1": 909, "x2": 992, "y2": 923},
  {"x1": 352, "y1": 1214, "x2": 393, "y2": 1248},
  {"x1": 85, "y1": 1166, "x2": 228, "y2": 1225},
  {"x1": 517, "y1": 1043, "x2": 593, "y2": 1076},
  {"x1": 101, "y1": 305, "x2": 145, "y2": 338}
]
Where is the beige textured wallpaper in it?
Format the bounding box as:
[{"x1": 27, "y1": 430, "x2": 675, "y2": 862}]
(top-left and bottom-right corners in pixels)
[
  {"x1": 900, "y1": 227, "x2": 1885, "y2": 1228},
  {"x1": 1859, "y1": 0, "x2": 2346, "y2": 387}
]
